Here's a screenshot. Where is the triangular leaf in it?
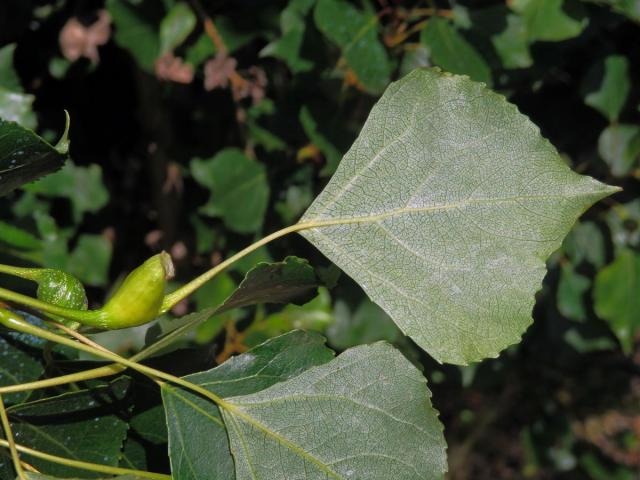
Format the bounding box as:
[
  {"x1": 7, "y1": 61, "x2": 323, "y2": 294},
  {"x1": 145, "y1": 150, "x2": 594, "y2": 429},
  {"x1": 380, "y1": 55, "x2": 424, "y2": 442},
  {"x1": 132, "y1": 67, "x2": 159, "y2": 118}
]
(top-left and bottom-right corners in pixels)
[
  {"x1": 221, "y1": 342, "x2": 446, "y2": 479},
  {"x1": 299, "y1": 68, "x2": 619, "y2": 364}
]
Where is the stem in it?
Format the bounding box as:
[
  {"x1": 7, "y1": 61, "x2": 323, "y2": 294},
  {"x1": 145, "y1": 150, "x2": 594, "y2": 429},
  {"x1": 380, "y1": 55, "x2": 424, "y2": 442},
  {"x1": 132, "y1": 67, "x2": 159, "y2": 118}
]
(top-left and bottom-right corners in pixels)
[
  {"x1": 0, "y1": 309, "x2": 230, "y2": 409},
  {"x1": 0, "y1": 287, "x2": 103, "y2": 325},
  {"x1": 0, "y1": 264, "x2": 40, "y2": 280},
  {"x1": 161, "y1": 223, "x2": 308, "y2": 312},
  {"x1": 0, "y1": 393, "x2": 25, "y2": 479},
  {"x1": 0, "y1": 438, "x2": 169, "y2": 480},
  {"x1": 0, "y1": 310, "x2": 214, "y2": 395}
]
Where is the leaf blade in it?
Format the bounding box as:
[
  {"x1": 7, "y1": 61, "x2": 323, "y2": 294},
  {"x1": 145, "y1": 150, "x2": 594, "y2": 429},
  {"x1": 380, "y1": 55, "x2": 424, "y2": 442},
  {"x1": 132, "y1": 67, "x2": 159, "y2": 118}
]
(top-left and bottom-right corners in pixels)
[
  {"x1": 300, "y1": 68, "x2": 619, "y2": 364},
  {"x1": 221, "y1": 342, "x2": 446, "y2": 480}
]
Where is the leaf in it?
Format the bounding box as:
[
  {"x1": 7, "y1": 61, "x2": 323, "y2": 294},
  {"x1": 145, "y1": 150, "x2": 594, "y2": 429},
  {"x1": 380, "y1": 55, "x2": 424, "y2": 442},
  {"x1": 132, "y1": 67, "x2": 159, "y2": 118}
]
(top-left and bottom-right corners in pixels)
[
  {"x1": 0, "y1": 220, "x2": 41, "y2": 250},
  {"x1": 0, "y1": 44, "x2": 21, "y2": 91},
  {"x1": 191, "y1": 148, "x2": 269, "y2": 234},
  {"x1": 260, "y1": 0, "x2": 316, "y2": 73},
  {"x1": 594, "y1": 0, "x2": 640, "y2": 21},
  {"x1": 584, "y1": 55, "x2": 630, "y2": 122},
  {"x1": 314, "y1": 0, "x2": 391, "y2": 93},
  {"x1": 492, "y1": 14, "x2": 533, "y2": 69},
  {"x1": 106, "y1": 0, "x2": 160, "y2": 71},
  {"x1": 511, "y1": 0, "x2": 588, "y2": 42},
  {"x1": 0, "y1": 332, "x2": 44, "y2": 405},
  {"x1": 0, "y1": 117, "x2": 70, "y2": 197},
  {"x1": 299, "y1": 68, "x2": 618, "y2": 364},
  {"x1": 159, "y1": 3, "x2": 196, "y2": 54},
  {"x1": 562, "y1": 221, "x2": 606, "y2": 268},
  {"x1": 420, "y1": 17, "x2": 492, "y2": 85},
  {"x1": 221, "y1": 342, "x2": 447, "y2": 480},
  {"x1": 557, "y1": 264, "x2": 590, "y2": 322},
  {"x1": 66, "y1": 234, "x2": 113, "y2": 287},
  {"x1": 24, "y1": 161, "x2": 109, "y2": 222},
  {"x1": 161, "y1": 330, "x2": 335, "y2": 480},
  {"x1": 598, "y1": 123, "x2": 640, "y2": 177},
  {"x1": 7, "y1": 378, "x2": 131, "y2": 478},
  {"x1": 220, "y1": 256, "x2": 318, "y2": 312},
  {"x1": 606, "y1": 199, "x2": 640, "y2": 250},
  {"x1": 327, "y1": 299, "x2": 401, "y2": 350},
  {"x1": 594, "y1": 249, "x2": 640, "y2": 353}
]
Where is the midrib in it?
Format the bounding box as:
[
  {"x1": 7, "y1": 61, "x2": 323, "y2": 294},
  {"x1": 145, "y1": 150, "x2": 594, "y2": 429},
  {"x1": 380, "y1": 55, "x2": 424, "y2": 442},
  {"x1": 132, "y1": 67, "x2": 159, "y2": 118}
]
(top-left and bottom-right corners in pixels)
[{"x1": 298, "y1": 193, "x2": 582, "y2": 230}]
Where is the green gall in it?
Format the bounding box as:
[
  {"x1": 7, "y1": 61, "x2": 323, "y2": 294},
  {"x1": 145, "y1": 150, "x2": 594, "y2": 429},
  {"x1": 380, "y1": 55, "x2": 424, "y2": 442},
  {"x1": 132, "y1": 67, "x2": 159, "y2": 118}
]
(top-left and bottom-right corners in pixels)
[
  {"x1": 35, "y1": 269, "x2": 88, "y2": 312},
  {"x1": 99, "y1": 251, "x2": 174, "y2": 329}
]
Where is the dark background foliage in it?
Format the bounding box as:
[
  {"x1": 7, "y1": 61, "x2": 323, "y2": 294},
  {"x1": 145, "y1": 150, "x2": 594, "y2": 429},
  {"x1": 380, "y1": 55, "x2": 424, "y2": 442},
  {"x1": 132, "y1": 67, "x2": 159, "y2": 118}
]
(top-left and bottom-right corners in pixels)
[{"x1": 0, "y1": 0, "x2": 639, "y2": 478}]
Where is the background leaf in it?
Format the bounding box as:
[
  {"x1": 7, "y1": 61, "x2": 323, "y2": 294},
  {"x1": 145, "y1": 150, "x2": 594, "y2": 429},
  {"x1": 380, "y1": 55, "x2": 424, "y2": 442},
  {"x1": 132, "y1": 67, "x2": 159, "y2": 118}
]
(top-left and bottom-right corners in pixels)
[
  {"x1": 420, "y1": 17, "x2": 492, "y2": 85},
  {"x1": 159, "y1": 3, "x2": 196, "y2": 55},
  {"x1": 583, "y1": 55, "x2": 630, "y2": 122},
  {"x1": 191, "y1": 148, "x2": 269, "y2": 234},
  {"x1": 314, "y1": 0, "x2": 391, "y2": 93},
  {"x1": 594, "y1": 249, "x2": 639, "y2": 353}
]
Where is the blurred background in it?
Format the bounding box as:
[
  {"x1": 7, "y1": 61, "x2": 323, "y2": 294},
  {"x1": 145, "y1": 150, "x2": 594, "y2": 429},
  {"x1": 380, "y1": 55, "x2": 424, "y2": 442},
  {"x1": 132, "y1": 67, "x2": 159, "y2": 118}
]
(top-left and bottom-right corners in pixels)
[{"x1": 0, "y1": 0, "x2": 638, "y2": 478}]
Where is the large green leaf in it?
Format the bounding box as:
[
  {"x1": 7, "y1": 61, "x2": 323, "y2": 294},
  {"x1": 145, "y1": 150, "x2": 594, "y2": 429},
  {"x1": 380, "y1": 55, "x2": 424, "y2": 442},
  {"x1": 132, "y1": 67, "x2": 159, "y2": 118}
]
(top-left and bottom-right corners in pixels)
[
  {"x1": 161, "y1": 330, "x2": 335, "y2": 480},
  {"x1": 191, "y1": 148, "x2": 269, "y2": 234},
  {"x1": 420, "y1": 17, "x2": 492, "y2": 85},
  {"x1": 221, "y1": 342, "x2": 446, "y2": 479},
  {"x1": 299, "y1": 68, "x2": 618, "y2": 364},
  {"x1": 0, "y1": 117, "x2": 69, "y2": 197},
  {"x1": 7, "y1": 378, "x2": 131, "y2": 478},
  {"x1": 314, "y1": 0, "x2": 391, "y2": 93},
  {"x1": 594, "y1": 249, "x2": 640, "y2": 353}
]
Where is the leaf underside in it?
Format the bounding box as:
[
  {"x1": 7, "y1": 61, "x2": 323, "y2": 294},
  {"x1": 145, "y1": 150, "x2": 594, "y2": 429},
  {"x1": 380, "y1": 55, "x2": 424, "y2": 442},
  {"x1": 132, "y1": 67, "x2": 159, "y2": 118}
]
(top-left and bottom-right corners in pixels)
[
  {"x1": 300, "y1": 68, "x2": 619, "y2": 365},
  {"x1": 221, "y1": 342, "x2": 446, "y2": 480}
]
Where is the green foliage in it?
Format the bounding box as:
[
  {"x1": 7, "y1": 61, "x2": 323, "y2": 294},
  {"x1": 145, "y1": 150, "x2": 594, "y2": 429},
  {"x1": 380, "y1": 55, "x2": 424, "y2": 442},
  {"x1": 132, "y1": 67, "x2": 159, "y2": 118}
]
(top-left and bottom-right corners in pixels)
[
  {"x1": 594, "y1": 249, "x2": 640, "y2": 353},
  {"x1": 314, "y1": 0, "x2": 391, "y2": 93},
  {"x1": 300, "y1": 68, "x2": 617, "y2": 364},
  {"x1": 421, "y1": 18, "x2": 491, "y2": 84},
  {"x1": 191, "y1": 148, "x2": 269, "y2": 234},
  {"x1": 511, "y1": 0, "x2": 588, "y2": 42},
  {"x1": 584, "y1": 55, "x2": 630, "y2": 122},
  {"x1": 0, "y1": 1, "x2": 636, "y2": 479},
  {"x1": 159, "y1": 3, "x2": 197, "y2": 55},
  {"x1": 7, "y1": 378, "x2": 131, "y2": 477}
]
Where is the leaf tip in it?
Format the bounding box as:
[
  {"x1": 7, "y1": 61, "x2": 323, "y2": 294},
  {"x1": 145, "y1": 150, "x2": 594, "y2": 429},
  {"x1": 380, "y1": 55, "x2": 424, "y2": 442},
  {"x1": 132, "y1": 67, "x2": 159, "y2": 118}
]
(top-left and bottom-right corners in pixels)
[{"x1": 54, "y1": 110, "x2": 71, "y2": 155}]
